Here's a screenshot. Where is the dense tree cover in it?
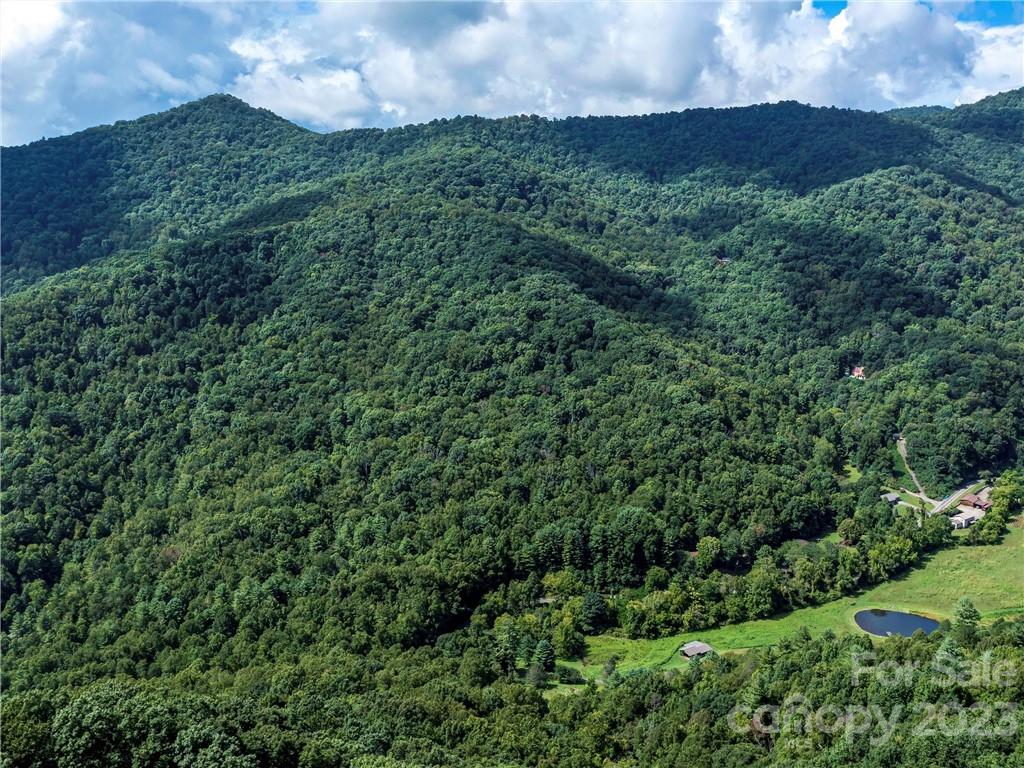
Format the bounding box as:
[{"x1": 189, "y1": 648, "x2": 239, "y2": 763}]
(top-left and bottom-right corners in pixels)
[
  {"x1": 618, "y1": 509, "x2": 954, "y2": 638},
  {"x1": 4, "y1": 613, "x2": 1023, "y2": 767},
  {"x1": 2, "y1": 91, "x2": 1023, "y2": 765}
]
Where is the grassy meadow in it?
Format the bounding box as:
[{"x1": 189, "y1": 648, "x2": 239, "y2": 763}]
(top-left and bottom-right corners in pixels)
[{"x1": 560, "y1": 525, "x2": 1024, "y2": 682}]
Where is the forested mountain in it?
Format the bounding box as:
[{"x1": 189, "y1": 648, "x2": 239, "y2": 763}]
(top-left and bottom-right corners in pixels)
[{"x1": 2, "y1": 90, "x2": 1023, "y2": 767}]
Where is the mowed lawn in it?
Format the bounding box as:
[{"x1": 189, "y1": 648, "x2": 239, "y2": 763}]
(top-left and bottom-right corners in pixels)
[{"x1": 562, "y1": 525, "x2": 1024, "y2": 681}]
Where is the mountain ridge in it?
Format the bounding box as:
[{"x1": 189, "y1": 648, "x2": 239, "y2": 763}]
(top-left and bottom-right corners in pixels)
[
  {"x1": 5, "y1": 88, "x2": 1022, "y2": 294},
  {"x1": 8, "y1": 86, "x2": 1023, "y2": 150},
  {"x1": 2, "y1": 85, "x2": 1023, "y2": 768}
]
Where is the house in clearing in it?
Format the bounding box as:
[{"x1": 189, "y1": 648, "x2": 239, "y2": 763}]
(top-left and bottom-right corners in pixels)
[
  {"x1": 959, "y1": 493, "x2": 992, "y2": 511},
  {"x1": 950, "y1": 509, "x2": 984, "y2": 529},
  {"x1": 850, "y1": 366, "x2": 866, "y2": 380},
  {"x1": 680, "y1": 640, "x2": 714, "y2": 659},
  {"x1": 881, "y1": 492, "x2": 900, "y2": 505}
]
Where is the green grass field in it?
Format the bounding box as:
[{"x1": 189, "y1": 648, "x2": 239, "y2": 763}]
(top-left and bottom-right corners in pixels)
[
  {"x1": 892, "y1": 490, "x2": 929, "y2": 509},
  {"x1": 560, "y1": 525, "x2": 1024, "y2": 683},
  {"x1": 889, "y1": 445, "x2": 918, "y2": 492},
  {"x1": 839, "y1": 463, "x2": 863, "y2": 487}
]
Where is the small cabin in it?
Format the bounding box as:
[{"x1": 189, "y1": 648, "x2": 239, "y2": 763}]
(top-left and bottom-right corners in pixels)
[
  {"x1": 850, "y1": 366, "x2": 866, "y2": 381},
  {"x1": 880, "y1": 492, "x2": 900, "y2": 506},
  {"x1": 680, "y1": 640, "x2": 714, "y2": 659}
]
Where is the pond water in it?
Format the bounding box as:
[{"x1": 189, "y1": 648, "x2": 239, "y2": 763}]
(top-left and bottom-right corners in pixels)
[{"x1": 854, "y1": 609, "x2": 940, "y2": 637}]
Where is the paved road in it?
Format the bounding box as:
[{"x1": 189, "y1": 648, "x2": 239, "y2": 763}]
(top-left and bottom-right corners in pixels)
[
  {"x1": 933, "y1": 479, "x2": 984, "y2": 516},
  {"x1": 895, "y1": 434, "x2": 982, "y2": 516}
]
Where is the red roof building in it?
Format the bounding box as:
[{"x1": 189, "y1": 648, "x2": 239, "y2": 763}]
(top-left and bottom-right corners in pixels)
[{"x1": 959, "y1": 493, "x2": 992, "y2": 510}]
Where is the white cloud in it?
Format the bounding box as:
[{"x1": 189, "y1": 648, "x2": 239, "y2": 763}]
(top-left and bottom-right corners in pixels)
[
  {"x1": 714, "y1": 0, "x2": 1008, "y2": 109},
  {"x1": 1, "y1": 0, "x2": 68, "y2": 58},
  {"x1": 1, "y1": 1, "x2": 1021, "y2": 145},
  {"x1": 138, "y1": 60, "x2": 196, "y2": 96},
  {"x1": 220, "y1": 0, "x2": 1021, "y2": 131},
  {"x1": 954, "y1": 22, "x2": 1024, "y2": 104},
  {"x1": 361, "y1": 41, "x2": 458, "y2": 119},
  {"x1": 230, "y1": 32, "x2": 310, "y2": 66},
  {"x1": 231, "y1": 62, "x2": 371, "y2": 130},
  {"x1": 1, "y1": 3, "x2": 247, "y2": 144},
  {"x1": 1, "y1": 0, "x2": 87, "y2": 143}
]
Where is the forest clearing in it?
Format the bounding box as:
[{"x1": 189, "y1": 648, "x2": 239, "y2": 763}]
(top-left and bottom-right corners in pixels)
[{"x1": 558, "y1": 524, "x2": 1024, "y2": 685}]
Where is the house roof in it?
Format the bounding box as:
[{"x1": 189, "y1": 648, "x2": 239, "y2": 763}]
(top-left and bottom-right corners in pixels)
[
  {"x1": 681, "y1": 640, "x2": 713, "y2": 657},
  {"x1": 881, "y1": 492, "x2": 900, "y2": 503},
  {"x1": 950, "y1": 509, "x2": 983, "y2": 523},
  {"x1": 957, "y1": 494, "x2": 992, "y2": 512}
]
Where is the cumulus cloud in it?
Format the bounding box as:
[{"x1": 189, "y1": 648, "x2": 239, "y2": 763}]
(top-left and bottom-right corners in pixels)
[
  {"x1": 221, "y1": 0, "x2": 1021, "y2": 128},
  {"x1": 1, "y1": 2, "x2": 230, "y2": 144},
  {"x1": 1, "y1": 1, "x2": 1021, "y2": 145},
  {"x1": 1, "y1": 0, "x2": 69, "y2": 58},
  {"x1": 955, "y1": 22, "x2": 1024, "y2": 103},
  {"x1": 1, "y1": 1, "x2": 85, "y2": 142},
  {"x1": 232, "y1": 62, "x2": 371, "y2": 129},
  {"x1": 715, "y1": 0, "x2": 994, "y2": 108}
]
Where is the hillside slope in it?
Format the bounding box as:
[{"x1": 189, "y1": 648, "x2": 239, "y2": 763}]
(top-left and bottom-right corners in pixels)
[{"x1": 2, "y1": 91, "x2": 1023, "y2": 767}]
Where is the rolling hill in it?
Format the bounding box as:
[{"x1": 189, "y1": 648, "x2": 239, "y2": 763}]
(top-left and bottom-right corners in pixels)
[{"x1": 2, "y1": 90, "x2": 1023, "y2": 768}]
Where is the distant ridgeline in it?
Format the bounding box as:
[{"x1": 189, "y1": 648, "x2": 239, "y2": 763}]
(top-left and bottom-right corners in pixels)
[{"x1": 2, "y1": 90, "x2": 1023, "y2": 767}]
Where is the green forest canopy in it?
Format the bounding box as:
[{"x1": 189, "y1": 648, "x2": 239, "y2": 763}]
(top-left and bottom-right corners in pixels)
[{"x1": 2, "y1": 89, "x2": 1023, "y2": 767}]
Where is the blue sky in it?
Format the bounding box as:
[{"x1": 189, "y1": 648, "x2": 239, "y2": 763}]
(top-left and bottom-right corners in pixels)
[
  {"x1": 2, "y1": 1, "x2": 1021, "y2": 146},
  {"x1": 813, "y1": 0, "x2": 1022, "y2": 24}
]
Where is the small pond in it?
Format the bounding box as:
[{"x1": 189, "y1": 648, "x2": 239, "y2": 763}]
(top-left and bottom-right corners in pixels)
[{"x1": 854, "y1": 609, "x2": 940, "y2": 637}]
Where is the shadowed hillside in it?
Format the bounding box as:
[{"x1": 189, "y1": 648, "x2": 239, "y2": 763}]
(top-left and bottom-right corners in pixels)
[
  {"x1": 2, "y1": 90, "x2": 1023, "y2": 768},
  {"x1": 5, "y1": 91, "x2": 1021, "y2": 288}
]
